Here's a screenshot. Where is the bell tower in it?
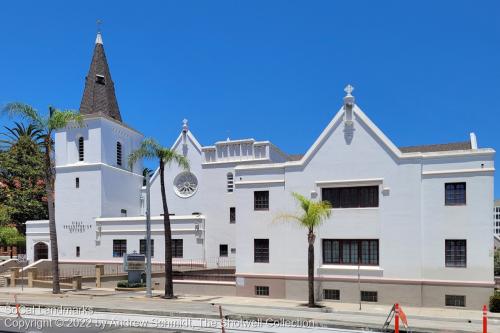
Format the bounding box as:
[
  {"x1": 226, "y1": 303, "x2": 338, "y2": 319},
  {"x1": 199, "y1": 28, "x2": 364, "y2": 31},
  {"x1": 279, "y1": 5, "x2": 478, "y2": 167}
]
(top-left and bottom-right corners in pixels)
[{"x1": 53, "y1": 32, "x2": 144, "y2": 260}]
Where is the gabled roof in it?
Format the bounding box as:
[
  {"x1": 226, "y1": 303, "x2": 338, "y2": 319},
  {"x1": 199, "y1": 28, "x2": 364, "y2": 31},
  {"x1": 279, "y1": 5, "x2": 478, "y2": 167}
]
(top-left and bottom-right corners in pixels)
[
  {"x1": 79, "y1": 32, "x2": 122, "y2": 122},
  {"x1": 399, "y1": 141, "x2": 472, "y2": 153}
]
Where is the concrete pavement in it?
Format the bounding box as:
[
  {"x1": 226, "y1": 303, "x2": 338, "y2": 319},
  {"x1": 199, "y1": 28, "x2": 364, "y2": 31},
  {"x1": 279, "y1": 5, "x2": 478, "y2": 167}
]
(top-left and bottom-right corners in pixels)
[{"x1": 0, "y1": 287, "x2": 498, "y2": 332}]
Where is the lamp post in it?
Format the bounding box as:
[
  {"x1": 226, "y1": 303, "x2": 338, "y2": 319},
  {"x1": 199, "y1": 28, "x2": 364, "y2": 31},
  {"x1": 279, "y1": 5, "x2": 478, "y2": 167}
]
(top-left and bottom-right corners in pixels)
[{"x1": 145, "y1": 173, "x2": 152, "y2": 298}]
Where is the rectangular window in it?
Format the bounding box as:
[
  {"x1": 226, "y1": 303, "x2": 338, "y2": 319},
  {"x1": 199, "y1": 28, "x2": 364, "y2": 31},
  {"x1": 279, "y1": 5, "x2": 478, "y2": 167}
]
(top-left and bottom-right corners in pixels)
[
  {"x1": 140, "y1": 239, "x2": 154, "y2": 257},
  {"x1": 322, "y1": 186, "x2": 379, "y2": 208},
  {"x1": 323, "y1": 239, "x2": 379, "y2": 265},
  {"x1": 323, "y1": 289, "x2": 340, "y2": 300},
  {"x1": 445, "y1": 295, "x2": 466, "y2": 307},
  {"x1": 172, "y1": 239, "x2": 183, "y2": 258},
  {"x1": 76, "y1": 246, "x2": 80, "y2": 257},
  {"x1": 231, "y1": 248, "x2": 236, "y2": 254},
  {"x1": 254, "y1": 191, "x2": 269, "y2": 210},
  {"x1": 219, "y1": 244, "x2": 228, "y2": 257},
  {"x1": 229, "y1": 207, "x2": 236, "y2": 224},
  {"x1": 445, "y1": 182, "x2": 466, "y2": 206},
  {"x1": 361, "y1": 291, "x2": 378, "y2": 302},
  {"x1": 255, "y1": 286, "x2": 269, "y2": 296},
  {"x1": 254, "y1": 239, "x2": 269, "y2": 263},
  {"x1": 445, "y1": 239, "x2": 466, "y2": 267},
  {"x1": 112, "y1": 240, "x2": 127, "y2": 257},
  {"x1": 121, "y1": 209, "x2": 127, "y2": 217},
  {"x1": 75, "y1": 177, "x2": 80, "y2": 188}
]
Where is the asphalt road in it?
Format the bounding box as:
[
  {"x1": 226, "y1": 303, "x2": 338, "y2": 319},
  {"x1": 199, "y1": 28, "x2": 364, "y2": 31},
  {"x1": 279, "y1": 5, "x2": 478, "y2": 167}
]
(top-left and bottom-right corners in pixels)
[{"x1": 0, "y1": 309, "x2": 370, "y2": 333}]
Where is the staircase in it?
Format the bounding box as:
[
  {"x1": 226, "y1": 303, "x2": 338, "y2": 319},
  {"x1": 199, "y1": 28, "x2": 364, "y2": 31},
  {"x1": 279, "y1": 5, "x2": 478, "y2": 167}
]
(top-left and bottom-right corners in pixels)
[{"x1": 0, "y1": 275, "x2": 7, "y2": 288}]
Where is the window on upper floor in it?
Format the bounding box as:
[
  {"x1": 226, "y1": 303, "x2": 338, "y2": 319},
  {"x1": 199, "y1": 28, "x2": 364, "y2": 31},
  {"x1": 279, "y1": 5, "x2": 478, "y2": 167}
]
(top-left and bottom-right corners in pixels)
[
  {"x1": 323, "y1": 239, "x2": 379, "y2": 265},
  {"x1": 254, "y1": 239, "x2": 269, "y2": 263},
  {"x1": 78, "y1": 137, "x2": 84, "y2": 161},
  {"x1": 121, "y1": 209, "x2": 127, "y2": 217},
  {"x1": 76, "y1": 246, "x2": 80, "y2": 258},
  {"x1": 254, "y1": 191, "x2": 269, "y2": 210},
  {"x1": 229, "y1": 207, "x2": 236, "y2": 224},
  {"x1": 445, "y1": 182, "x2": 466, "y2": 206},
  {"x1": 116, "y1": 142, "x2": 122, "y2": 166},
  {"x1": 445, "y1": 239, "x2": 466, "y2": 267},
  {"x1": 227, "y1": 172, "x2": 234, "y2": 192},
  {"x1": 140, "y1": 239, "x2": 154, "y2": 257},
  {"x1": 322, "y1": 186, "x2": 379, "y2": 208}
]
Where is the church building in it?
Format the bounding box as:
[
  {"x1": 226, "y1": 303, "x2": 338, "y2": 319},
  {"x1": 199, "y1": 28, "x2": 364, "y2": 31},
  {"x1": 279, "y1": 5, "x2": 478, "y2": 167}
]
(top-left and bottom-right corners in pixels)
[{"x1": 26, "y1": 33, "x2": 495, "y2": 309}]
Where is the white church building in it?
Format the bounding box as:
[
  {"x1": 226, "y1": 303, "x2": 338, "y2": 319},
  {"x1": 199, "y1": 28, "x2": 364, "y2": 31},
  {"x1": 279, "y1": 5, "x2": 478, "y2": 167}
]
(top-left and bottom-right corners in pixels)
[{"x1": 26, "y1": 33, "x2": 495, "y2": 308}]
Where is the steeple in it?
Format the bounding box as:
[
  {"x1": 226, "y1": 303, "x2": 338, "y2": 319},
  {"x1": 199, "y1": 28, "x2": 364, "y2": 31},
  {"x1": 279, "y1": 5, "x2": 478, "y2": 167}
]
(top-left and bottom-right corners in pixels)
[{"x1": 79, "y1": 32, "x2": 122, "y2": 122}]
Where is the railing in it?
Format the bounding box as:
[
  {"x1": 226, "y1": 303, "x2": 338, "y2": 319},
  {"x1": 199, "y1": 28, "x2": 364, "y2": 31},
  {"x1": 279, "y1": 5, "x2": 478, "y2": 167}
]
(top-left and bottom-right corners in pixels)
[{"x1": 33, "y1": 256, "x2": 235, "y2": 282}]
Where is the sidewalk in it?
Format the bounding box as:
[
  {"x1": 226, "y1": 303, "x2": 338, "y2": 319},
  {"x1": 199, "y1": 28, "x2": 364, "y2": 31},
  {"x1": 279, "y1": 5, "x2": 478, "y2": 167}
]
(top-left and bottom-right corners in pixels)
[{"x1": 0, "y1": 287, "x2": 498, "y2": 332}]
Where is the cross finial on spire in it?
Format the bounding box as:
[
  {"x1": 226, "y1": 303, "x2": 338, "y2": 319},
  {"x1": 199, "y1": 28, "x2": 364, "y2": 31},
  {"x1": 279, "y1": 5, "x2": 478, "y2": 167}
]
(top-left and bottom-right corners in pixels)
[
  {"x1": 182, "y1": 119, "x2": 189, "y2": 132},
  {"x1": 344, "y1": 84, "x2": 354, "y2": 96},
  {"x1": 95, "y1": 20, "x2": 103, "y2": 45}
]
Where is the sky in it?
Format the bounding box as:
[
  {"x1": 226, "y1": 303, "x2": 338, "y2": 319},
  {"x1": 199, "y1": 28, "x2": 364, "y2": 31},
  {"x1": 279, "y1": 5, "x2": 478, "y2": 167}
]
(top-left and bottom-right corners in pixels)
[{"x1": 1, "y1": 1, "x2": 499, "y2": 195}]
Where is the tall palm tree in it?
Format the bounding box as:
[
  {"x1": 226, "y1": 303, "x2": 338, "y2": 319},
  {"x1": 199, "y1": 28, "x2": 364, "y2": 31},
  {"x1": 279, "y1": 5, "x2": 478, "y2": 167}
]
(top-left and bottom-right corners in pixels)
[
  {"x1": 0, "y1": 122, "x2": 44, "y2": 149},
  {"x1": 128, "y1": 138, "x2": 189, "y2": 299},
  {"x1": 2, "y1": 102, "x2": 83, "y2": 294},
  {"x1": 142, "y1": 167, "x2": 154, "y2": 186},
  {"x1": 275, "y1": 192, "x2": 332, "y2": 307}
]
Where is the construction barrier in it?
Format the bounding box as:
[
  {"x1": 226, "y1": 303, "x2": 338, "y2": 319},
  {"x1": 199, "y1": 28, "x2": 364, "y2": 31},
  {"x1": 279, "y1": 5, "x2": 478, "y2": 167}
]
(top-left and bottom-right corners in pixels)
[{"x1": 483, "y1": 304, "x2": 487, "y2": 333}]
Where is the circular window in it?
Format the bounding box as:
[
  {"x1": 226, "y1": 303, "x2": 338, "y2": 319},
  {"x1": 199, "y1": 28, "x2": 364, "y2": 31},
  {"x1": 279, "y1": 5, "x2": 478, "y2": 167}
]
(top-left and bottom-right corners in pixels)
[{"x1": 173, "y1": 171, "x2": 198, "y2": 198}]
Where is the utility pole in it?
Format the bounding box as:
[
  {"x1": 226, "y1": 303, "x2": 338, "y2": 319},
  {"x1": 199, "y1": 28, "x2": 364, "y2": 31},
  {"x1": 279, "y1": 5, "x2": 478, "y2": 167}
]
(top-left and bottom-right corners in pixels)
[{"x1": 145, "y1": 173, "x2": 152, "y2": 298}]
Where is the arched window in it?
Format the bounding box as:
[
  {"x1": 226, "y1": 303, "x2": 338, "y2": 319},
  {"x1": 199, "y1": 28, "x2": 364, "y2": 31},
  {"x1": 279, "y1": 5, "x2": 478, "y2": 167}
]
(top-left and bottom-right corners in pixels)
[
  {"x1": 78, "y1": 137, "x2": 84, "y2": 161},
  {"x1": 227, "y1": 172, "x2": 234, "y2": 192},
  {"x1": 116, "y1": 142, "x2": 122, "y2": 166}
]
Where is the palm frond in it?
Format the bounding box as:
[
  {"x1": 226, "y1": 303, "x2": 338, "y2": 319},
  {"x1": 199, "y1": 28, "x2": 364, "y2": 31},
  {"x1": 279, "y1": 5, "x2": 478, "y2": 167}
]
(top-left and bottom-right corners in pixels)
[
  {"x1": 277, "y1": 192, "x2": 332, "y2": 229},
  {"x1": 127, "y1": 138, "x2": 159, "y2": 169},
  {"x1": 48, "y1": 109, "x2": 84, "y2": 131},
  {"x1": 162, "y1": 149, "x2": 190, "y2": 171},
  {"x1": 2, "y1": 102, "x2": 47, "y2": 128}
]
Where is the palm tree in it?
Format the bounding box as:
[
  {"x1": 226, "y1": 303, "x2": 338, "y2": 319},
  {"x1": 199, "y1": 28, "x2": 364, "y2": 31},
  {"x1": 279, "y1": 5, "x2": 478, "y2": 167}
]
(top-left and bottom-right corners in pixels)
[
  {"x1": 2, "y1": 102, "x2": 83, "y2": 294},
  {"x1": 128, "y1": 138, "x2": 189, "y2": 299},
  {"x1": 0, "y1": 122, "x2": 44, "y2": 149},
  {"x1": 142, "y1": 167, "x2": 154, "y2": 186},
  {"x1": 275, "y1": 192, "x2": 332, "y2": 307}
]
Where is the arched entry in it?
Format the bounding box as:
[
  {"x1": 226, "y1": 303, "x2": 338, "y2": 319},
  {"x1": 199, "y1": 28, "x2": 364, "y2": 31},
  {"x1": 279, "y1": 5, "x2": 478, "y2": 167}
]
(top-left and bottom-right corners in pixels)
[{"x1": 34, "y1": 242, "x2": 48, "y2": 261}]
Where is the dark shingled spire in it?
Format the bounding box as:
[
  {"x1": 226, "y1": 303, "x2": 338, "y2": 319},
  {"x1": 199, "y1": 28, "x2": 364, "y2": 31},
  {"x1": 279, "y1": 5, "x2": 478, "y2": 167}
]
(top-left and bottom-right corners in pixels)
[{"x1": 79, "y1": 32, "x2": 122, "y2": 122}]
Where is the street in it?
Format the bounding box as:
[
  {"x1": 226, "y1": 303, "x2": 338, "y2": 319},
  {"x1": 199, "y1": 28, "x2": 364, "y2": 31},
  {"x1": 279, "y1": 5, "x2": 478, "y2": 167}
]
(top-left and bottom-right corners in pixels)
[{"x1": 0, "y1": 307, "x2": 370, "y2": 333}]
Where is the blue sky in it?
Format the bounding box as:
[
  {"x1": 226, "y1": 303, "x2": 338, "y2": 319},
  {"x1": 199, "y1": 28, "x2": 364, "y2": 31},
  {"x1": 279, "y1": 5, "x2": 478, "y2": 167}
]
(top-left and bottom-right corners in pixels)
[{"x1": 1, "y1": 1, "x2": 499, "y2": 195}]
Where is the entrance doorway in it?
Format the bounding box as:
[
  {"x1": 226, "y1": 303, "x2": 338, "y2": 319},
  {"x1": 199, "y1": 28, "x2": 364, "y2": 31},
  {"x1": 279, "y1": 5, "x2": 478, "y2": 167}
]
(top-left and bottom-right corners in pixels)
[{"x1": 34, "y1": 242, "x2": 48, "y2": 261}]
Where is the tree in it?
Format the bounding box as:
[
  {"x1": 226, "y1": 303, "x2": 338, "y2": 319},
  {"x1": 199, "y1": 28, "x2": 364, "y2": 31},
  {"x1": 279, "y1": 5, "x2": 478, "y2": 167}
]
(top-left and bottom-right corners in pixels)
[
  {"x1": 0, "y1": 226, "x2": 25, "y2": 247},
  {"x1": 275, "y1": 192, "x2": 332, "y2": 307},
  {"x1": 495, "y1": 249, "x2": 500, "y2": 276},
  {"x1": 142, "y1": 167, "x2": 154, "y2": 186},
  {"x1": 0, "y1": 135, "x2": 47, "y2": 232},
  {"x1": 2, "y1": 102, "x2": 83, "y2": 294},
  {"x1": 0, "y1": 122, "x2": 44, "y2": 149},
  {"x1": 129, "y1": 138, "x2": 189, "y2": 299}
]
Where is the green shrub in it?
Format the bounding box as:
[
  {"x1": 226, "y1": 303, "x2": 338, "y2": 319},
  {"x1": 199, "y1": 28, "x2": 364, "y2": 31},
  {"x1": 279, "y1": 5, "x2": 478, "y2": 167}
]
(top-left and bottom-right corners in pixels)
[
  {"x1": 489, "y1": 294, "x2": 500, "y2": 312},
  {"x1": 117, "y1": 280, "x2": 146, "y2": 288}
]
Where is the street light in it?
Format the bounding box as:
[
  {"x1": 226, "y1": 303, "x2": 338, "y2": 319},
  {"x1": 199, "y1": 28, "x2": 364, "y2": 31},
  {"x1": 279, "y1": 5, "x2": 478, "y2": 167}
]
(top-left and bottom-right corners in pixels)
[{"x1": 145, "y1": 173, "x2": 152, "y2": 298}]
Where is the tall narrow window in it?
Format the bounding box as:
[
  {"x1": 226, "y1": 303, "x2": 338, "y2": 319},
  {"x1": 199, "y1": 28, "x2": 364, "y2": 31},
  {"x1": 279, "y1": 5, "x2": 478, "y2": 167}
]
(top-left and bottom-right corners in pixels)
[
  {"x1": 75, "y1": 177, "x2": 80, "y2": 188},
  {"x1": 78, "y1": 137, "x2": 84, "y2": 161},
  {"x1": 254, "y1": 239, "x2": 269, "y2": 263},
  {"x1": 229, "y1": 207, "x2": 236, "y2": 224},
  {"x1": 445, "y1": 239, "x2": 466, "y2": 267},
  {"x1": 227, "y1": 172, "x2": 234, "y2": 192},
  {"x1": 76, "y1": 246, "x2": 80, "y2": 258},
  {"x1": 172, "y1": 239, "x2": 183, "y2": 258},
  {"x1": 140, "y1": 239, "x2": 154, "y2": 257},
  {"x1": 116, "y1": 142, "x2": 122, "y2": 166}
]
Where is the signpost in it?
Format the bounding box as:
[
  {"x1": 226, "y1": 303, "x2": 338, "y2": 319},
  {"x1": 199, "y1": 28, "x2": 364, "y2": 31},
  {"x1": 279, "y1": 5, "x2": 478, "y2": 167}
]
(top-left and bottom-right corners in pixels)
[
  {"x1": 123, "y1": 252, "x2": 145, "y2": 284},
  {"x1": 17, "y1": 254, "x2": 27, "y2": 291}
]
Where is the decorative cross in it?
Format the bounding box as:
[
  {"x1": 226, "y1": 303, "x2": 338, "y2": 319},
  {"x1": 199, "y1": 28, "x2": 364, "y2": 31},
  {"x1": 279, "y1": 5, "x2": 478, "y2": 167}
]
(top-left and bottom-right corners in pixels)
[
  {"x1": 96, "y1": 19, "x2": 103, "y2": 33},
  {"x1": 344, "y1": 84, "x2": 354, "y2": 95}
]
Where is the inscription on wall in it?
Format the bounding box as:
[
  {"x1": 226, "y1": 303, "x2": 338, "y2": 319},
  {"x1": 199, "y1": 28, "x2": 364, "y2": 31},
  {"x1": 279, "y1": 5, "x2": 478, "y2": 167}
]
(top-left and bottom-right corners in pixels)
[{"x1": 63, "y1": 221, "x2": 92, "y2": 234}]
